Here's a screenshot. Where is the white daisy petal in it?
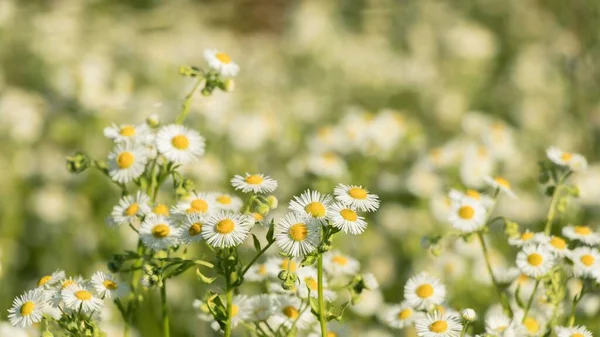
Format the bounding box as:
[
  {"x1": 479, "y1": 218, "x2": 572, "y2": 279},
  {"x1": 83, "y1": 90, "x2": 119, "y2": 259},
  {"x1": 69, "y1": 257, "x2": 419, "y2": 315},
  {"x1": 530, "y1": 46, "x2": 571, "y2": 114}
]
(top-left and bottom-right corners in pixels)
[
  {"x1": 404, "y1": 272, "x2": 446, "y2": 310},
  {"x1": 447, "y1": 198, "x2": 486, "y2": 233},
  {"x1": 156, "y1": 124, "x2": 205, "y2": 164},
  {"x1": 230, "y1": 173, "x2": 278, "y2": 194},
  {"x1": 61, "y1": 284, "x2": 103, "y2": 313},
  {"x1": 202, "y1": 211, "x2": 253, "y2": 248},
  {"x1": 107, "y1": 142, "x2": 148, "y2": 184},
  {"x1": 274, "y1": 212, "x2": 321, "y2": 257},
  {"x1": 204, "y1": 49, "x2": 240, "y2": 77},
  {"x1": 288, "y1": 189, "x2": 332, "y2": 219},
  {"x1": 414, "y1": 311, "x2": 463, "y2": 337},
  {"x1": 516, "y1": 244, "x2": 555, "y2": 278},
  {"x1": 333, "y1": 183, "x2": 380, "y2": 212},
  {"x1": 8, "y1": 289, "x2": 46, "y2": 329},
  {"x1": 139, "y1": 216, "x2": 182, "y2": 250}
]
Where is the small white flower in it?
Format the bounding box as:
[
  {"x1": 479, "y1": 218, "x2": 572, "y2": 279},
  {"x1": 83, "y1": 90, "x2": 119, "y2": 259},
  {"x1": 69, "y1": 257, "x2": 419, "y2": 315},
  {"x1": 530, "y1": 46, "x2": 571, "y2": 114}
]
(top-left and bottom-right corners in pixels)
[
  {"x1": 327, "y1": 202, "x2": 367, "y2": 235},
  {"x1": 179, "y1": 213, "x2": 206, "y2": 245},
  {"x1": 563, "y1": 225, "x2": 600, "y2": 246},
  {"x1": 103, "y1": 123, "x2": 154, "y2": 144},
  {"x1": 461, "y1": 308, "x2": 477, "y2": 322},
  {"x1": 244, "y1": 262, "x2": 269, "y2": 282},
  {"x1": 90, "y1": 271, "x2": 128, "y2": 299},
  {"x1": 555, "y1": 325, "x2": 593, "y2": 337},
  {"x1": 381, "y1": 301, "x2": 423, "y2": 329},
  {"x1": 108, "y1": 191, "x2": 151, "y2": 227},
  {"x1": 8, "y1": 289, "x2": 46, "y2": 328},
  {"x1": 448, "y1": 188, "x2": 494, "y2": 208},
  {"x1": 322, "y1": 251, "x2": 360, "y2": 275},
  {"x1": 296, "y1": 267, "x2": 337, "y2": 301},
  {"x1": 404, "y1": 272, "x2": 446, "y2": 310},
  {"x1": 150, "y1": 203, "x2": 171, "y2": 217},
  {"x1": 415, "y1": 311, "x2": 463, "y2": 337},
  {"x1": 204, "y1": 49, "x2": 240, "y2": 77},
  {"x1": 484, "y1": 308, "x2": 511, "y2": 335},
  {"x1": 36, "y1": 270, "x2": 65, "y2": 288},
  {"x1": 230, "y1": 173, "x2": 278, "y2": 194},
  {"x1": 516, "y1": 245, "x2": 555, "y2": 278},
  {"x1": 171, "y1": 192, "x2": 215, "y2": 218},
  {"x1": 542, "y1": 235, "x2": 569, "y2": 257},
  {"x1": 226, "y1": 295, "x2": 252, "y2": 329},
  {"x1": 546, "y1": 147, "x2": 588, "y2": 171},
  {"x1": 61, "y1": 284, "x2": 104, "y2": 313},
  {"x1": 270, "y1": 295, "x2": 314, "y2": 330},
  {"x1": 569, "y1": 247, "x2": 600, "y2": 279},
  {"x1": 448, "y1": 198, "x2": 487, "y2": 233},
  {"x1": 202, "y1": 211, "x2": 253, "y2": 248},
  {"x1": 139, "y1": 216, "x2": 182, "y2": 250},
  {"x1": 508, "y1": 231, "x2": 548, "y2": 247},
  {"x1": 484, "y1": 176, "x2": 516, "y2": 198},
  {"x1": 274, "y1": 212, "x2": 321, "y2": 257},
  {"x1": 210, "y1": 192, "x2": 243, "y2": 212},
  {"x1": 107, "y1": 142, "x2": 148, "y2": 184},
  {"x1": 333, "y1": 183, "x2": 380, "y2": 212},
  {"x1": 156, "y1": 124, "x2": 205, "y2": 164},
  {"x1": 289, "y1": 189, "x2": 332, "y2": 220}
]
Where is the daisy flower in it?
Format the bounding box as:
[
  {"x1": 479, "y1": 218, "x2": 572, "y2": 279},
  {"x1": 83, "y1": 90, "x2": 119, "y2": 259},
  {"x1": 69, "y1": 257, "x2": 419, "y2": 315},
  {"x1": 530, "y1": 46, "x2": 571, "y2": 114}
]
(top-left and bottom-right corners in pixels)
[
  {"x1": 244, "y1": 262, "x2": 269, "y2": 282},
  {"x1": 484, "y1": 176, "x2": 516, "y2": 198},
  {"x1": 484, "y1": 308, "x2": 511, "y2": 335},
  {"x1": 270, "y1": 295, "x2": 314, "y2": 330},
  {"x1": 179, "y1": 213, "x2": 206, "y2": 245},
  {"x1": 90, "y1": 271, "x2": 127, "y2": 299},
  {"x1": 333, "y1": 183, "x2": 380, "y2": 212},
  {"x1": 519, "y1": 313, "x2": 547, "y2": 336},
  {"x1": 247, "y1": 294, "x2": 274, "y2": 322},
  {"x1": 108, "y1": 191, "x2": 151, "y2": 227},
  {"x1": 227, "y1": 295, "x2": 252, "y2": 329},
  {"x1": 156, "y1": 124, "x2": 205, "y2": 164},
  {"x1": 230, "y1": 173, "x2": 278, "y2": 194},
  {"x1": 8, "y1": 289, "x2": 46, "y2": 328},
  {"x1": 265, "y1": 257, "x2": 301, "y2": 278},
  {"x1": 404, "y1": 272, "x2": 446, "y2": 310},
  {"x1": 204, "y1": 49, "x2": 240, "y2": 77},
  {"x1": 448, "y1": 188, "x2": 494, "y2": 208},
  {"x1": 151, "y1": 203, "x2": 171, "y2": 217},
  {"x1": 61, "y1": 284, "x2": 103, "y2": 313},
  {"x1": 47, "y1": 276, "x2": 85, "y2": 307},
  {"x1": 296, "y1": 267, "x2": 337, "y2": 301},
  {"x1": 210, "y1": 192, "x2": 243, "y2": 211},
  {"x1": 555, "y1": 325, "x2": 593, "y2": 337},
  {"x1": 415, "y1": 311, "x2": 463, "y2": 337},
  {"x1": 36, "y1": 269, "x2": 65, "y2": 288},
  {"x1": 546, "y1": 147, "x2": 588, "y2": 171},
  {"x1": 274, "y1": 212, "x2": 321, "y2": 257},
  {"x1": 563, "y1": 225, "x2": 600, "y2": 246},
  {"x1": 381, "y1": 301, "x2": 424, "y2": 329},
  {"x1": 171, "y1": 192, "x2": 214, "y2": 217},
  {"x1": 569, "y1": 247, "x2": 600, "y2": 278},
  {"x1": 103, "y1": 123, "x2": 153, "y2": 144},
  {"x1": 516, "y1": 245, "x2": 555, "y2": 278},
  {"x1": 139, "y1": 216, "x2": 182, "y2": 250},
  {"x1": 543, "y1": 235, "x2": 569, "y2": 257},
  {"x1": 202, "y1": 211, "x2": 253, "y2": 248},
  {"x1": 322, "y1": 251, "x2": 360, "y2": 276},
  {"x1": 508, "y1": 230, "x2": 547, "y2": 247},
  {"x1": 447, "y1": 197, "x2": 486, "y2": 233},
  {"x1": 327, "y1": 202, "x2": 367, "y2": 235},
  {"x1": 107, "y1": 142, "x2": 148, "y2": 184},
  {"x1": 288, "y1": 189, "x2": 332, "y2": 219}
]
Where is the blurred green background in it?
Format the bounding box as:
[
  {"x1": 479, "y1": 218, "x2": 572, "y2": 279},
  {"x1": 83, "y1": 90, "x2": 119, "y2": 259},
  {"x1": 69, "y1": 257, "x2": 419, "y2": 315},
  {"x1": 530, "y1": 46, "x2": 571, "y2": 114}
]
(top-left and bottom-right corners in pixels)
[{"x1": 1, "y1": 0, "x2": 600, "y2": 336}]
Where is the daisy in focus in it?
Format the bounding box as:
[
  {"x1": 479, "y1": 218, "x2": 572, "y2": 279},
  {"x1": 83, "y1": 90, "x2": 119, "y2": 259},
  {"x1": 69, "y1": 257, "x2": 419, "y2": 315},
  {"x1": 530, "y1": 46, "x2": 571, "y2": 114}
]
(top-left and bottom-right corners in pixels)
[
  {"x1": 333, "y1": 183, "x2": 380, "y2": 212},
  {"x1": 516, "y1": 245, "x2": 555, "y2": 278},
  {"x1": 179, "y1": 213, "x2": 206, "y2": 245},
  {"x1": 288, "y1": 189, "x2": 332, "y2": 219},
  {"x1": 327, "y1": 202, "x2": 367, "y2": 235},
  {"x1": 404, "y1": 272, "x2": 446, "y2": 310},
  {"x1": 447, "y1": 197, "x2": 486, "y2": 233},
  {"x1": 204, "y1": 49, "x2": 240, "y2": 77},
  {"x1": 202, "y1": 211, "x2": 253, "y2": 248},
  {"x1": 90, "y1": 271, "x2": 127, "y2": 299},
  {"x1": 36, "y1": 269, "x2": 66, "y2": 288},
  {"x1": 107, "y1": 142, "x2": 148, "y2": 184},
  {"x1": 139, "y1": 216, "x2": 182, "y2": 250},
  {"x1": 230, "y1": 173, "x2": 278, "y2": 194},
  {"x1": 108, "y1": 191, "x2": 151, "y2": 227},
  {"x1": 414, "y1": 311, "x2": 462, "y2": 337},
  {"x1": 156, "y1": 124, "x2": 205, "y2": 164},
  {"x1": 61, "y1": 284, "x2": 104, "y2": 313},
  {"x1": 7, "y1": 289, "x2": 46, "y2": 328},
  {"x1": 274, "y1": 212, "x2": 321, "y2": 257},
  {"x1": 171, "y1": 192, "x2": 214, "y2": 217}
]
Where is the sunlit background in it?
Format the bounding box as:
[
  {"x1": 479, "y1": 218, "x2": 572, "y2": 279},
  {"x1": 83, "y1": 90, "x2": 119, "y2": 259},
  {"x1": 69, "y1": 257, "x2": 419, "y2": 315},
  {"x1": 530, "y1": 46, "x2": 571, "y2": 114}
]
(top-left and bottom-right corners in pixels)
[{"x1": 1, "y1": 0, "x2": 600, "y2": 336}]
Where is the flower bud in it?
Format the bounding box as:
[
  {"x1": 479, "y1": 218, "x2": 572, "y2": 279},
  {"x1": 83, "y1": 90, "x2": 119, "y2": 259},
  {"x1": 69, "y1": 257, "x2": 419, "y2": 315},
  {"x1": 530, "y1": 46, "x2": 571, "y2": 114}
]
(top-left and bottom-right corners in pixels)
[
  {"x1": 66, "y1": 152, "x2": 90, "y2": 174},
  {"x1": 278, "y1": 270, "x2": 289, "y2": 281},
  {"x1": 461, "y1": 308, "x2": 477, "y2": 321},
  {"x1": 257, "y1": 203, "x2": 270, "y2": 216},
  {"x1": 218, "y1": 78, "x2": 236, "y2": 92},
  {"x1": 266, "y1": 195, "x2": 278, "y2": 209},
  {"x1": 146, "y1": 114, "x2": 160, "y2": 128}
]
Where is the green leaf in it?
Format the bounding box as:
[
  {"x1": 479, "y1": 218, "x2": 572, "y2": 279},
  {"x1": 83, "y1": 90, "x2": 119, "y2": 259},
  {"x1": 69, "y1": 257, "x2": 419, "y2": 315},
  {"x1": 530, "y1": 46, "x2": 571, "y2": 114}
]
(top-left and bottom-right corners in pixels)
[
  {"x1": 515, "y1": 284, "x2": 525, "y2": 309},
  {"x1": 309, "y1": 297, "x2": 320, "y2": 317},
  {"x1": 266, "y1": 220, "x2": 275, "y2": 243},
  {"x1": 301, "y1": 254, "x2": 317, "y2": 267},
  {"x1": 252, "y1": 234, "x2": 262, "y2": 252},
  {"x1": 196, "y1": 267, "x2": 217, "y2": 284}
]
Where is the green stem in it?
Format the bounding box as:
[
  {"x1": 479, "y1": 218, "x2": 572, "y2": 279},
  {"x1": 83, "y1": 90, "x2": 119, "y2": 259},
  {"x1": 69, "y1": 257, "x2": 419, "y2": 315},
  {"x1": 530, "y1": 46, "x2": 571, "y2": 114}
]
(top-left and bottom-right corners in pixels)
[
  {"x1": 544, "y1": 184, "x2": 563, "y2": 235},
  {"x1": 567, "y1": 286, "x2": 585, "y2": 327},
  {"x1": 317, "y1": 254, "x2": 328, "y2": 337},
  {"x1": 477, "y1": 233, "x2": 512, "y2": 317},
  {"x1": 522, "y1": 280, "x2": 540, "y2": 323},
  {"x1": 460, "y1": 322, "x2": 469, "y2": 337},
  {"x1": 160, "y1": 280, "x2": 170, "y2": 337},
  {"x1": 175, "y1": 76, "x2": 204, "y2": 124},
  {"x1": 224, "y1": 285, "x2": 234, "y2": 337},
  {"x1": 240, "y1": 241, "x2": 274, "y2": 278}
]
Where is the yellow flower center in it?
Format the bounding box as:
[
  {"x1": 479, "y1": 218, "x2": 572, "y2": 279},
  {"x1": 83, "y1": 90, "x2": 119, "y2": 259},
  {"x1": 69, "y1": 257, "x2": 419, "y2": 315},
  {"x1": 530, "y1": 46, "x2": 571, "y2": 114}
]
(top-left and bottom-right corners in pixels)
[
  {"x1": 62, "y1": 280, "x2": 76, "y2": 289},
  {"x1": 332, "y1": 255, "x2": 348, "y2": 265},
  {"x1": 216, "y1": 219, "x2": 235, "y2": 234},
  {"x1": 245, "y1": 175, "x2": 263, "y2": 184},
  {"x1": 434, "y1": 305, "x2": 445, "y2": 314},
  {"x1": 282, "y1": 306, "x2": 299, "y2": 319},
  {"x1": 103, "y1": 280, "x2": 118, "y2": 290},
  {"x1": 327, "y1": 333, "x2": 337, "y2": 337},
  {"x1": 258, "y1": 265, "x2": 267, "y2": 275},
  {"x1": 348, "y1": 187, "x2": 368, "y2": 199},
  {"x1": 561, "y1": 152, "x2": 573, "y2": 162},
  {"x1": 575, "y1": 226, "x2": 592, "y2": 235},
  {"x1": 75, "y1": 290, "x2": 93, "y2": 301},
  {"x1": 217, "y1": 195, "x2": 232, "y2": 205},
  {"x1": 581, "y1": 254, "x2": 595, "y2": 266},
  {"x1": 125, "y1": 203, "x2": 139, "y2": 216},
  {"x1": 550, "y1": 237, "x2": 566, "y2": 249},
  {"x1": 216, "y1": 52, "x2": 232, "y2": 64},
  {"x1": 527, "y1": 253, "x2": 543, "y2": 266},
  {"x1": 188, "y1": 223, "x2": 202, "y2": 236},
  {"x1": 120, "y1": 126, "x2": 136, "y2": 137},
  {"x1": 252, "y1": 213, "x2": 264, "y2": 221},
  {"x1": 289, "y1": 223, "x2": 308, "y2": 241},
  {"x1": 465, "y1": 189, "x2": 481, "y2": 200},
  {"x1": 305, "y1": 202, "x2": 326, "y2": 217},
  {"x1": 340, "y1": 209, "x2": 357, "y2": 221},
  {"x1": 171, "y1": 135, "x2": 189, "y2": 150},
  {"x1": 521, "y1": 232, "x2": 535, "y2": 241},
  {"x1": 458, "y1": 206, "x2": 475, "y2": 219},
  {"x1": 429, "y1": 320, "x2": 448, "y2": 333},
  {"x1": 494, "y1": 177, "x2": 510, "y2": 188},
  {"x1": 281, "y1": 259, "x2": 298, "y2": 272},
  {"x1": 416, "y1": 284, "x2": 434, "y2": 298},
  {"x1": 190, "y1": 199, "x2": 209, "y2": 213},
  {"x1": 572, "y1": 333, "x2": 585, "y2": 337},
  {"x1": 305, "y1": 277, "x2": 318, "y2": 290},
  {"x1": 116, "y1": 152, "x2": 135, "y2": 169},
  {"x1": 523, "y1": 317, "x2": 539, "y2": 333},
  {"x1": 38, "y1": 275, "x2": 52, "y2": 287},
  {"x1": 231, "y1": 304, "x2": 239, "y2": 317},
  {"x1": 398, "y1": 308, "x2": 412, "y2": 319},
  {"x1": 20, "y1": 302, "x2": 35, "y2": 316},
  {"x1": 153, "y1": 204, "x2": 170, "y2": 216},
  {"x1": 152, "y1": 224, "x2": 170, "y2": 238}
]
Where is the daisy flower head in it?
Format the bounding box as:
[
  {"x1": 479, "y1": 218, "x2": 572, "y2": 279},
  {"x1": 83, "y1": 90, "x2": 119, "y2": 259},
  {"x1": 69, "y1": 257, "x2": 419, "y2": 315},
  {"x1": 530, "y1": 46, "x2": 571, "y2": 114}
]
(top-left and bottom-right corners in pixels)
[
  {"x1": 484, "y1": 176, "x2": 517, "y2": 198},
  {"x1": 447, "y1": 197, "x2": 486, "y2": 233},
  {"x1": 244, "y1": 262, "x2": 269, "y2": 282},
  {"x1": 415, "y1": 311, "x2": 463, "y2": 337},
  {"x1": 108, "y1": 191, "x2": 151, "y2": 227},
  {"x1": 519, "y1": 313, "x2": 547, "y2": 337},
  {"x1": 296, "y1": 267, "x2": 337, "y2": 301},
  {"x1": 202, "y1": 211, "x2": 253, "y2": 248},
  {"x1": 227, "y1": 295, "x2": 252, "y2": 329},
  {"x1": 484, "y1": 308, "x2": 511, "y2": 335},
  {"x1": 333, "y1": 183, "x2": 380, "y2": 212},
  {"x1": 210, "y1": 192, "x2": 243, "y2": 212},
  {"x1": 107, "y1": 142, "x2": 148, "y2": 184},
  {"x1": 151, "y1": 203, "x2": 171, "y2": 217},
  {"x1": 563, "y1": 225, "x2": 600, "y2": 246},
  {"x1": 516, "y1": 245, "x2": 555, "y2": 278},
  {"x1": 448, "y1": 188, "x2": 494, "y2": 208},
  {"x1": 323, "y1": 251, "x2": 360, "y2": 276},
  {"x1": 204, "y1": 49, "x2": 240, "y2": 77},
  {"x1": 546, "y1": 147, "x2": 588, "y2": 171},
  {"x1": 404, "y1": 272, "x2": 446, "y2": 310},
  {"x1": 381, "y1": 300, "x2": 424, "y2": 329},
  {"x1": 508, "y1": 231, "x2": 548, "y2": 247},
  {"x1": 90, "y1": 271, "x2": 127, "y2": 299},
  {"x1": 568, "y1": 247, "x2": 600, "y2": 278},
  {"x1": 139, "y1": 216, "x2": 182, "y2": 250},
  {"x1": 231, "y1": 173, "x2": 278, "y2": 194},
  {"x1": 156, "y1": 124, "x2": 205, "y2": 164},
  {"x1": 171, "y1": 192, "x2": 214, "y2": 218},
  {"x1": 274, "y1": 212, "x2": 321, "y2": 257},
  {"x1": 555, "y1": 325, "x2": 593, "y2": 337},
  {"x1": 288, "y1": 189, "x2": 333, "y2": 219},
  {"x1": 179, "y1": 213, "x2": 207, "y2": 245},
  {"x1": 103, "y1": 123, "x2": 153, "y2": 144},
  {"x1": 61, "y1": 284, "x2": 103, "y2": 313},
  {"x1": 36, "y1": 269, "x2": 66, "y2": 288},
  {"x1": 271, "y1": 295, "x2": 314, "y2": 330},
  {"x1": 8, "y1": 289, "x2": 46, "y2": 328},
  {"x1": 327, "y1": 202, "x2": 367, "y2": 235},
  {"x1": 543, "y1": 235, "x2": 569, "y2": 256}
]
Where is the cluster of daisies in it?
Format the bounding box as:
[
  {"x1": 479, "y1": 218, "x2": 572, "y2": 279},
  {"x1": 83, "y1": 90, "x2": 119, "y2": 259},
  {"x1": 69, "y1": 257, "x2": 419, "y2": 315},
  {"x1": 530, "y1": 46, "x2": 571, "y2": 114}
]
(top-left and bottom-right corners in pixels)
[{"x1": 8, "y1": 270, "x2": 125, "y2": 329}]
